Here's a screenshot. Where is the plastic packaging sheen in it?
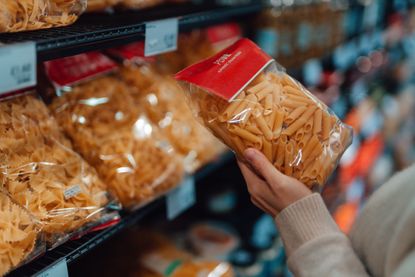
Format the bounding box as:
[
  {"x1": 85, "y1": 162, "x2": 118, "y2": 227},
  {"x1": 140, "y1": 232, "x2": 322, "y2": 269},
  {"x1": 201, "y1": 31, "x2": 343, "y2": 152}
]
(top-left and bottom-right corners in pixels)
[
  {"x1": 0, "y1": 92, "x2": 116, "y2": 248},
  {"x1": 120, "y1": 64, "x2": 225, "y2": 173},
  {"x1": 0, "y1": 190, "x2": 44, "y2": 276},
  {"x1": 0, "y1": 0, "x2": 86, "y2": 33},
  {"x1": 175, "y1": 39, "x2": 353, "y2": 189},
  {"x1": 48, "y1": 76, "x2": 184, "y2": 209}
]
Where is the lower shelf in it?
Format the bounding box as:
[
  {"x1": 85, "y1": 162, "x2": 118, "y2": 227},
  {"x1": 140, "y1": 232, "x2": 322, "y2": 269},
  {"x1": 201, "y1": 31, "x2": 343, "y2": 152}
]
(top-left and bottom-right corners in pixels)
[{"x1": 8, "y1": 151, "x2": 234, "y2": 277}]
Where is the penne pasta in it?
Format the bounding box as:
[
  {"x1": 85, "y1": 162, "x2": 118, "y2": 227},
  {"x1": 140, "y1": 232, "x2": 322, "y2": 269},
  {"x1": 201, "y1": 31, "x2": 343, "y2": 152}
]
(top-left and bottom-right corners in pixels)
[
  {"x1": 321, "y1": 114, "x2": 332, "y2": 140},
  {"x1": 283, "y1": 106, "x2": 317, "y2": 136},
  {"x1": 285, "y1": 106, "x2": 307, "y2": 125},
  {"x1": 247, "y1": 81, "x2": 268, "y2": 94},
  {"x1": 254, "y1": 112, "x2": 273, "y2": 140},
  {"x1": 284, "y1": 141, "x2": 294, "y2": 175},
  {"x1": 313, "y1": 109, "x2": 322, "y2": 135},
  {"x1": 273, "y1": 110, "x2": 285, "y2": 138},
  {"x1": 263, "y1": 138, "x2": 273, "y2": 162},
  {"x1": 264, "y1": 94, "x2": 273, "y2": 115},
  {"x1": 228, "y1": 125, "x2": 262, "y2": 146}
]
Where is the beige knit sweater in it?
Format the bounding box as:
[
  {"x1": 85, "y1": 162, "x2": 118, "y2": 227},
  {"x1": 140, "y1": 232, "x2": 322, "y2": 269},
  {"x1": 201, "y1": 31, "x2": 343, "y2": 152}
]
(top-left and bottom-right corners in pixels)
[{"x1": 275, "y1": 164, "x2": 415, "y2": 277}]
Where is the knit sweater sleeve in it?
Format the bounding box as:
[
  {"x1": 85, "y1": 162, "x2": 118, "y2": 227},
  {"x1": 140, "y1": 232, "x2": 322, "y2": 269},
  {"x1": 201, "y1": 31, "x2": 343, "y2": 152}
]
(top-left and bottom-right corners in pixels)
[{"x1": 275, "y1": 193, "x2": 369, "y2": 277}]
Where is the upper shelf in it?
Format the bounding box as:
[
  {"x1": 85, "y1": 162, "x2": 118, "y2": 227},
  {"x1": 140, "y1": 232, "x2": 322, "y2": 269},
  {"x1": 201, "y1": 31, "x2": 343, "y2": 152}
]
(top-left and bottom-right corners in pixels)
[{"x1": 0, "y1": 2, "x2": 263, "y2": 61}]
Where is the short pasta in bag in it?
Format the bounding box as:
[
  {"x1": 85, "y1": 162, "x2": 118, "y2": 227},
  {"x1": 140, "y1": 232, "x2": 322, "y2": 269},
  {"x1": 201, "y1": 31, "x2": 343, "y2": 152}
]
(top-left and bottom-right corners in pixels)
[
  {"x1": 0, "y1": 191, "x2": 43, "y2": 276},
  {"x1": 48, "y1": 76, "x2": 184, "y2": 209},
  {"x1": 120, "y1": 64, "x2": 225, "y2": 172},
  {"x1": 0, "y1": 93, "x2": 117, "y2": 248},
  {"x1": 0, "y1": 0, "x2": 86, "y2": 33},
  {"x1": 175, "y1": 39, "x2": 353, "y2": 189}
]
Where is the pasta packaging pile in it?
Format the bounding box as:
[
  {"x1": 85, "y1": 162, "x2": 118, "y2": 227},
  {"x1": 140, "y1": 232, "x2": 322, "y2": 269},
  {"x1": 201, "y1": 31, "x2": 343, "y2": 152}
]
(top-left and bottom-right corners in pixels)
[
  {"x1": 0, "y1": 0, "x2": 86, "y2": 32},
  {"x1": 175, "y1": 39, "x2": 353, "y2": 189},
  {"x1": 0, "y1": 191, "x2": 42, "y2": 276},
  {"x1": 0, "y1": 93, "x2": 115, "y2": 247},
  {"x1": 120, "y1": 64, "x2": 225, "y2": 172},
  {"x1": 49, "y1": 76, "x2": 184, "y2": 209}
]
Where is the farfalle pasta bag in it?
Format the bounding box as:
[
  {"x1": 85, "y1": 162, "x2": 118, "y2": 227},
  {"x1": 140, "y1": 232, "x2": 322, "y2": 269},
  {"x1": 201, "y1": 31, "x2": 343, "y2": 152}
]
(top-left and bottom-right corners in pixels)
[
  {"x1": 44, "y1": 52, "x2": 184, "y2": 209},
  {"x1": 109, "y1": 42, "x2": 225, "y2": 172},
  {"x1": 0, "y1": 91, "x2": 119, "y2": 249},
  {"x1": 175, "y1": 39, "x2": 353, "y2": 189},
  {"x1": 0, "y1": 190, "x2": 44, "y2": 276}
]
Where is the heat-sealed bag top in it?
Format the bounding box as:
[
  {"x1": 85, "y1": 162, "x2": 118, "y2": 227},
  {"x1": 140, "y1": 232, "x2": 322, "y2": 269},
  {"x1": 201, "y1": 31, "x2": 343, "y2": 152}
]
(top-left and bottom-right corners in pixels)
[
  {"x1": 45, "y1": 52, "x2": 184, "y2": 209},
  {"x1": 0, "y1": 91, "x2": 118, "y2": 248},
  {"x1": 112, "y1": 42, "x2": 225, "y2": 172},
  {"x1": 0, "y1": 0, "x2": 86, "y2": 33},
  {"x1": 175, "y1": 39, "x2": 353, "y2": 189},
  {"x1": 0, "y1": 190, "x2": 44, "y2": 276}
]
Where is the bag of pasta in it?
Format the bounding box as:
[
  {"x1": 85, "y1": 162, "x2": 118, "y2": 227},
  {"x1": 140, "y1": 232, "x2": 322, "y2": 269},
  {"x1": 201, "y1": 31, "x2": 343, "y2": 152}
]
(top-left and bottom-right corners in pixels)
[
  {"x1": 44, "y1": 53, "x2": 184, "y2": 209},
  {"x1": 0, "y1": 190, "x2": 44, "y2": 276},
  {"x1": 112, "y1": 42, "x2": 225, "y2": 172},
  {"x1": 0, "y1": 92, "x2": 118, "y2": 248},
  {"x1": 175, "y1": 39, "x2": 353, "y2": 189},
  {"x1": 0, "y1": 0, "x2": 86, "y2": 33}
]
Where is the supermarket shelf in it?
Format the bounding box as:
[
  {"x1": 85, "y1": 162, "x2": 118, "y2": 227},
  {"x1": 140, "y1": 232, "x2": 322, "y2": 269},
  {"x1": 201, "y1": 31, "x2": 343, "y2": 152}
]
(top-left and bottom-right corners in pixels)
[
  {"x1": 8, "y1": 151, "x2": 234, "y2": 277},
  {"x1": 0, "y1": 2, "x2": 263, "y2": 61}
]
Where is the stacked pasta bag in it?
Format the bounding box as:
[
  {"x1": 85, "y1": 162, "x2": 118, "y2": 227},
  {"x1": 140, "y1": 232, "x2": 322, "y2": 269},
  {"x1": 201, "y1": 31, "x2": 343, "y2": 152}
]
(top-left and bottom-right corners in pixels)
[
  {"x1": 110, "y1": 42, "x2": 225, "y2": 172},
  {"x1": 44, "y1": 52, "x2": 184, "y2": 209},
  {"x1": 0, "y1": 91, "x2": 118, "y2": 248},
  {"x1": 0, "y1": 0, "x2": 86, "y2": 32},
  {"x1": 175, "y1": 39, "x2": 353, "y2": 189},
  {"x1": 0, "y1": 191, "x2": 43, "y2": 276}
]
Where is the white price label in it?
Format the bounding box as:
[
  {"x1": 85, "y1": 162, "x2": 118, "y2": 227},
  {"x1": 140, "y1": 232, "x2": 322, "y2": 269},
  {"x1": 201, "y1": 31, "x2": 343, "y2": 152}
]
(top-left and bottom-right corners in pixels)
[
  {"x1": 64, "y1": 185, "x2": 82, "y2": 200},
  {"x1": 35, "y1": 258, "x2": 68, "y2": 277},
  {"x1": 167, "y1": 176, "x2": 196, "y2": 220},
  {"x1": 145, "y1": 18, "x2": 178, "y2": 57},
  {"x1": 0, "y1": 42, "x2": 36, "y2": 95}
]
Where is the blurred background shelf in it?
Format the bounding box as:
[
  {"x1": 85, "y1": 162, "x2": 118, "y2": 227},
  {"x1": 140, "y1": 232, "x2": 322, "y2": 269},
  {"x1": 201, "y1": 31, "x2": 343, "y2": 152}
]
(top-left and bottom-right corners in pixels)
[{"x1": 0, "y1": 2, "x2": 263, "y2": 61}]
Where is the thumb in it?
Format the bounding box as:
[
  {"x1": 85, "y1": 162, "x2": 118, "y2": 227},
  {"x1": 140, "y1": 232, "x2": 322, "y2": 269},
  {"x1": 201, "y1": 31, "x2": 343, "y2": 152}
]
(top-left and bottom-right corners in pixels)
[{"x1": 243, "y1": 148, "x2": 285, "y2": 184}]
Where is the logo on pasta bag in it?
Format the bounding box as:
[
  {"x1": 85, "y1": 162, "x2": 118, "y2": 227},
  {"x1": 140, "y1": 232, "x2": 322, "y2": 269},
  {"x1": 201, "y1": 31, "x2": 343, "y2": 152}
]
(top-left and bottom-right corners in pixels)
[{"x1": 175, "y1": 38, "x2": 273, "y2": 102}]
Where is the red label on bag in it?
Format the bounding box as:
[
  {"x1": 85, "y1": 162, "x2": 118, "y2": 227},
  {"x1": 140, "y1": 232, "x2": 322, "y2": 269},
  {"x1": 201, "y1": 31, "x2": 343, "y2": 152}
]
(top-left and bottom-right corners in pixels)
[
  {"x1": 207, "y1": 23, "x2": 241, "y2": 46},
  {"x1": 107, "y1": 41, "x2": 155, "y2": 63},
  {"x1": 175, "y1": 38, "x2": 273, "y2": 101},
  {"x1": 44, "y1": 52, "x2": 117, "y2": 87}
]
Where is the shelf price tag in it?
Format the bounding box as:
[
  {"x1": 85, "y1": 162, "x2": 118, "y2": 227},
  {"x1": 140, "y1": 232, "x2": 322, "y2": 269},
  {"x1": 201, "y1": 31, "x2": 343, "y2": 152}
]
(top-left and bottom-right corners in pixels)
[
  {"x1": 145, "y1": 18, "x2": 178, "y2": 57},
  {"x1": 167, "y1": 176, "x2": 196, "y2": 220},
  {"x1": 0, "y1": 42, "x2": 36, "y2": 95},
  {"x1": 35, "y1": 258, "x2": 68, "y2": 277}
]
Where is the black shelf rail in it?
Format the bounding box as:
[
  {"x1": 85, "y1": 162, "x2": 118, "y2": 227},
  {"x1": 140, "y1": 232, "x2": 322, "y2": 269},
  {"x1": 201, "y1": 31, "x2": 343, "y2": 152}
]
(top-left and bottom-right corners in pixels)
[
  {"x1": 0, "y1": 2, "x2": 263, "y2": 61},
  {"x1": 8, "y1": 152, "x2": 235, "y2": 276}
]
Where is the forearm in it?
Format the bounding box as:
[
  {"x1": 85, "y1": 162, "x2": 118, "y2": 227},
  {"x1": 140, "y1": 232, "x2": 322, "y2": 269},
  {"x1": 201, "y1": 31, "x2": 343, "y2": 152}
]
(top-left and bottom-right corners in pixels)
[{"x1": 275, "y1": 193, "x2": 369, "y2": 277}]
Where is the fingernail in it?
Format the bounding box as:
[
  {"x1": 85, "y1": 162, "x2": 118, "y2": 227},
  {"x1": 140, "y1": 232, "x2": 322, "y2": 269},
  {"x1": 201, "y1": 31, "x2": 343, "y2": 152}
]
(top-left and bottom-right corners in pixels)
[{"x1": 244, "y1": 148, "x2": 256, "y2": 162}]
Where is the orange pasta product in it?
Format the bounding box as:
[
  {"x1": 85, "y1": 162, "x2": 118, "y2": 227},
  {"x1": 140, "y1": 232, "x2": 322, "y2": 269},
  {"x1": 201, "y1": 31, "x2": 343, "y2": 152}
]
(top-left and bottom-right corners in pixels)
[
  {"x1": 48, "y1": 76, "x2": 184, "y2": 209},
  {"x1": 175, "y1": 39, "x2": 352, "y2": 189},
  {"x1": 0, "y1": 191, "x2": 44, "y2": 276},
  {"x1": 0, "y1": 0, "x2": 86, "y2": 33},
  {"x1": 0, "y1": 92, "x2": 117, "y2": 248},
  {"x1": 119, "y1": 64, "x2": 225, "y2": 173}
]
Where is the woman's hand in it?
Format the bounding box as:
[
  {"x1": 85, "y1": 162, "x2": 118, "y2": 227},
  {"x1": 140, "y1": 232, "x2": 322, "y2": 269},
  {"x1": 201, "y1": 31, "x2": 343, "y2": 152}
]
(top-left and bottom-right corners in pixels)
[{"x1": 238, "y1": 148, "x2": 312, "y2": 217}]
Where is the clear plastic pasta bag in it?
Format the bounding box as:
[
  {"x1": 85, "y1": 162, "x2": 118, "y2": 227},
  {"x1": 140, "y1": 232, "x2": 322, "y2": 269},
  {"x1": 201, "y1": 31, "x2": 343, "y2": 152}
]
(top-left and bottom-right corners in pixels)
[
  {"x1": 48, "y1": 76, "x2": 184, "y2": 209},
  {"x1": 0, "y1": 190, "x2": 44, "y2": 276},
  {"x1": 175, "y1": 39, "x2": 353, "y2": 189},
  {"x1": 120, "y1": 63, "x2": 226, "y2": 173},
  {"x1": 0, "y1": 92, "x2": 117, "y2": 248},
  {"x1": 0, "y1": 0, "x2": 86, "y2": 33}
]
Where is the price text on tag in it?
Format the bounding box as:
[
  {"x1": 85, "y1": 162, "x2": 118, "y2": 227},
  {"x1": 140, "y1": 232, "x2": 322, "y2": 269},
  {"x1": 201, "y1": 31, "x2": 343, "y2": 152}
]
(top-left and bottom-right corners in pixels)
[
  {"x1": 167, "y1": 176, "x2": 196, "y2": 220},
  {"x1": 35, "y1": 258, "x2": 68, "y2": 277},
  {"x1": 0, "y1": 42, "x2": 36, "y2": 95},
  {"x1": 145, "y1": 18, "x2": 178, "y2": 57}
]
